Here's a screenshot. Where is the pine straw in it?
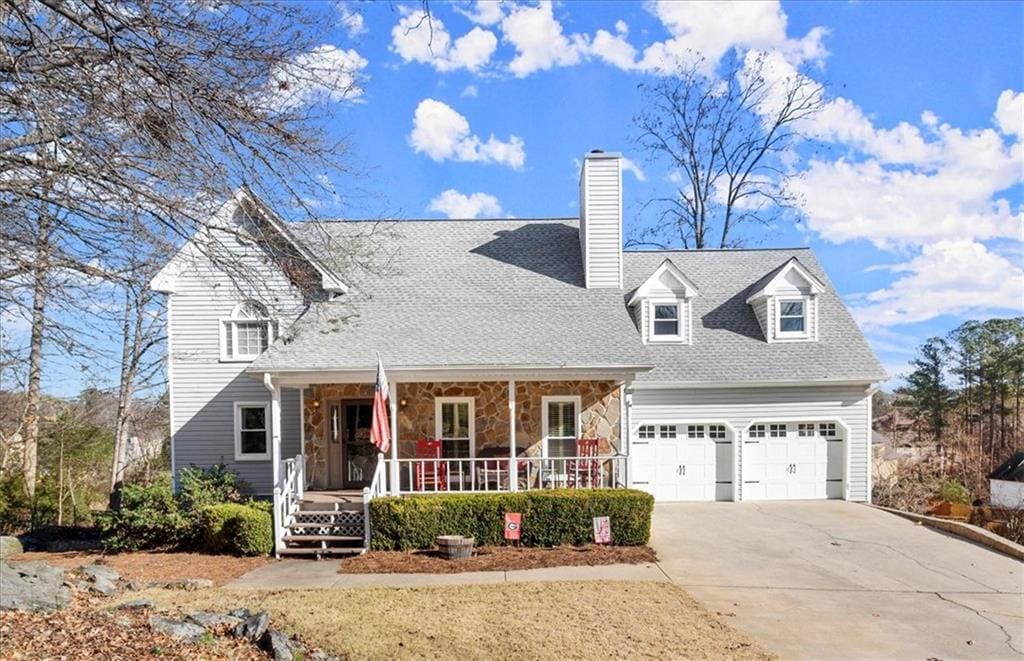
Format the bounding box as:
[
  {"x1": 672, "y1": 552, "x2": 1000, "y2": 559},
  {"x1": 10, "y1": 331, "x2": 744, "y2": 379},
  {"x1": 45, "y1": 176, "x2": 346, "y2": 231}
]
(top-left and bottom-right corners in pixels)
[
  {"x1": 339, "y1": 544, "x2": 658, "y2": 574},
  {"x1": 0, "y1": 591, "x2": 264, "y2": 661},
  {"x1": 143, "y1": 581, "x2": 777, "y2": 660},
  {"x1": 8, "y1": 551, "x2": 271, "y2": 587}
]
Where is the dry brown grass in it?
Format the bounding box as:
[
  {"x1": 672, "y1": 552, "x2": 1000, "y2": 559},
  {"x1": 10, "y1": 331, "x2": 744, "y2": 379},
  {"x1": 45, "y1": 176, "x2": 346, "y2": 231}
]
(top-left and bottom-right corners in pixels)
[
  {"x1": 141, "y1": 581, "x2": 775, "y2": 660},
  {"x1": 9, "y1": 551, "x2": 271, "y2": 587},
  {"x1": 340, "y1": 544, "x2": 658, "y2": 574}
]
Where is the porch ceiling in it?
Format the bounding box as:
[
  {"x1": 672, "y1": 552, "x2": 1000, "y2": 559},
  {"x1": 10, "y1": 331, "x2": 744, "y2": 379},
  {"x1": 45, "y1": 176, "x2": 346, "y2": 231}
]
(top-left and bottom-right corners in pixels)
[{"x1": 258, "y1": 364, "x2": 648, "y2": 387}]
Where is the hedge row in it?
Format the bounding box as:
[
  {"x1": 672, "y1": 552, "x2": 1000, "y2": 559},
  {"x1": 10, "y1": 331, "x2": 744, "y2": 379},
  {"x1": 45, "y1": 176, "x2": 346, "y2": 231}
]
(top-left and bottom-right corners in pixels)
[
  {"x1": 197, "y1": 503, "x2": 273, "y2": 556},
  {"x1": 369, "y1": 489, "x2": 654, "y2": 550}
]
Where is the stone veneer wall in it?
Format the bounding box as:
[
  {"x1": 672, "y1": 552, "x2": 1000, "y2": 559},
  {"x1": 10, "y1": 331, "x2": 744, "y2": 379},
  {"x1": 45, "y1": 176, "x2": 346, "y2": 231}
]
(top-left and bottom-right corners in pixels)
[{"x1": 302, "y1": 380, "x2": 622, "y2": 467}]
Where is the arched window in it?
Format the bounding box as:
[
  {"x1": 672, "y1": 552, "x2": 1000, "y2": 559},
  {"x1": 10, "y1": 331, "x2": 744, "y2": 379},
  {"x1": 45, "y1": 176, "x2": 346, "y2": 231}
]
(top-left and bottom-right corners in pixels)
[{"x1": 221, "y1": 300, "x2": 275, "y2": 361}]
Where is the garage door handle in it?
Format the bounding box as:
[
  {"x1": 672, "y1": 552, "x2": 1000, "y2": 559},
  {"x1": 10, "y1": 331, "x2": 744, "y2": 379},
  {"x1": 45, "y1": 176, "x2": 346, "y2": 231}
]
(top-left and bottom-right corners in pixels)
[
  {"x1": 787, "y1": 463, "x2": 796, "y2": 474},
  {"x1": 677, "y1": 465, "x2": 686, "y2": 476}
]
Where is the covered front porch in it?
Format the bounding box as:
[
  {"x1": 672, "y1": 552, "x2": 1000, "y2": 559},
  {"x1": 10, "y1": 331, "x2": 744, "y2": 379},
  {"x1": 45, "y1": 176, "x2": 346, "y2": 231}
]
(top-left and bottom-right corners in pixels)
[
  {"x1": 302, "y1": 379, "x2": 627, "y2": 495},
  {"x1": 263, "y1": 373, "x2": 632, "y2": 555}
]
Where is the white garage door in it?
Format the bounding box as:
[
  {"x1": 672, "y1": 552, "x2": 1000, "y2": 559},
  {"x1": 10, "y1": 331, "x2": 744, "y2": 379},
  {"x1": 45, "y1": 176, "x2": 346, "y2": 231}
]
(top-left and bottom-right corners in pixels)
[
  {"x1": 630, "y1": 424, "x2": 729, "y2": 501},
  {"x1": 742, "y1": 422, "x2": 843, "y2": 500}
]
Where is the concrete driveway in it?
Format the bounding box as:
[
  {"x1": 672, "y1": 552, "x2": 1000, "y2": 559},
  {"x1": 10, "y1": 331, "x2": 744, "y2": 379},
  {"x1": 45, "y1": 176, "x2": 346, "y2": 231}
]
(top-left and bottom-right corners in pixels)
[{"x1": 652, "y1": 501, "x2": 1023, "y2": 660}]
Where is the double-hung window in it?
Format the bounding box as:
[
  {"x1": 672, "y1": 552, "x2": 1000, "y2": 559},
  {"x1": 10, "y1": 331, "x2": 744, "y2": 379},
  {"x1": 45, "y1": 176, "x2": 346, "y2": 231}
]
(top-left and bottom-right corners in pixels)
[
  {"x1": 436, "y1": 398, "x2": 474, "y2": 459},
  {"x1": 222, "y1": 301, "x2": 275, "y2": 361},
  {"x1": 650, "y1": 301, "x2": 683, "y2": 341},
  {"x1": 543, "y1": 396, "x2": 580, "y2": 457},
  {"x1": 777, "y1": 299, "x2": 807, "y2": 335},
  {"x1": 234, "y1": 402, "x2": 270, "y2": 461}
]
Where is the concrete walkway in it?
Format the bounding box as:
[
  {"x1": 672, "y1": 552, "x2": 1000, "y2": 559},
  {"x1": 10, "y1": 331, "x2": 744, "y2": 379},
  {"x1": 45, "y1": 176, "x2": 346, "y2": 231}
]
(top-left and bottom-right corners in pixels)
[
  {"x1": 227, "y1": 558, "x2": 667, "y2": 589},
  {"x1": 652, "y1": 501, "x2": 1024, "y2": 660}
]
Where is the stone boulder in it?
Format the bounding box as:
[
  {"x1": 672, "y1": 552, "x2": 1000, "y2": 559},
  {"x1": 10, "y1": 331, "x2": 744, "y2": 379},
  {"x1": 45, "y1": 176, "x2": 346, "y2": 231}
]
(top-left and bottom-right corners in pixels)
[
  {"x1": 261, "y1": 628, "x2": 300, "y2": 661},
  {"x1": 79, "y1": 564, "x2": 120, "y2": 596},
  {"x1": 0, "y1": 561, "x2": 70, "y2": 611},
  {"x1": 0, "y1": 536, "x2": 23, "y2": 558},
  {"x1": 232, "y1": 611, "x2": 270, "y2": 642},
  {"x1": 188, "y1": 611, "x2": 244, "y2": 629},
  {"x1": 149, "y1": 615, "x2": 208, "y2": 643}
]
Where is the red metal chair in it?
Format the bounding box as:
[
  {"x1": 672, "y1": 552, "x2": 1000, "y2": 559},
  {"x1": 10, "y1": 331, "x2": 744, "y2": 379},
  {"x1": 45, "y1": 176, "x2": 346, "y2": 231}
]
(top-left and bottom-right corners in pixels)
[
  {"x1": 414, "y1": 438, "x2": 447, "y2": 491},
  {"x1": 566, "y1": 438, "x2": 601, "y2": 488}
]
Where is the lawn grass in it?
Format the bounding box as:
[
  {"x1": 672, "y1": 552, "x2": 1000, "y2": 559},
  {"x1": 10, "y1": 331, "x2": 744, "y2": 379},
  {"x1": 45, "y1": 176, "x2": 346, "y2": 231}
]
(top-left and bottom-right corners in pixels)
[{"x1": 141, "y1": 581, "x2": 776, "y2": 660}]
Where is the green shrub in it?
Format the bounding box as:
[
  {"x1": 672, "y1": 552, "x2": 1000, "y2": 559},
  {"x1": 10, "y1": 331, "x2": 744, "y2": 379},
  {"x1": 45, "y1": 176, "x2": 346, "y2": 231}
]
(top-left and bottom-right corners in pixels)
[
  {"x1": 97, "y1": 478, "x2": 186, "y2": 552},
  {"x1": 197, "y1": 503, "x2": 272, "y2": 555},
  {"x1": 223, "y1": 507, "x2": 273, "y2": 556},
  {"x1": 939, "y1": 480, "x2": 971, "y2": 505},
  {"x1": 369, "y1": 489, "x2": 653, "y2": 551},
  {"x1": 177, "y1": 465, "x2": 245, "y2": 513}
]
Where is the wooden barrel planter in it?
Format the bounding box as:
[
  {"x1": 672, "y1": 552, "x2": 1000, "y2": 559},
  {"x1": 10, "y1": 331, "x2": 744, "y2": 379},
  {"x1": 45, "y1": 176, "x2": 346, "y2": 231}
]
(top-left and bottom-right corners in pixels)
[{"x1": 436, "y1": 535, "x2": 474, "y2": 560}]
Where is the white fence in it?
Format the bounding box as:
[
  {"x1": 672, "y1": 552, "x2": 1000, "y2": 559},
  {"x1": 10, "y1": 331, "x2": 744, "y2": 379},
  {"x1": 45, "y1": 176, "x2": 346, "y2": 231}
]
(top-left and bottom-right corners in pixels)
[{"x1": 380, "y1": 455, "x2": 627, "y2": 495}]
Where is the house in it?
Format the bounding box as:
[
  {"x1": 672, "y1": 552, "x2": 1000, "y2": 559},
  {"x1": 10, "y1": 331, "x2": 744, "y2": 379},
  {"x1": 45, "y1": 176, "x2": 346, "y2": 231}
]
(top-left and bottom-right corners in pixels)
[
  {"x1": 989, "y1": 452, "x2": 1024, "y2": 509},
  {"x1": 152, "y1": 151, "x2": 886, "y2": 555}
]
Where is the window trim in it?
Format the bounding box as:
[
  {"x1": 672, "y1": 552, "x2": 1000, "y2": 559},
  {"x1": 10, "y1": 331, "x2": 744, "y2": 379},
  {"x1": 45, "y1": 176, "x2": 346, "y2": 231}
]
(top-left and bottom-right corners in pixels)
[
  {"x1": 234, "y1": 401, "x2": 271, "y2": 461},
  {"x1": 648, "y1": 299, "x2": 685, "y2": 343},
  {"x1": 219, "y1": 301, "x2": 276, "y2": 362},
  {"x1": 775, "y1": 296, "x2": 811, "y2": 340},
  {"x1": 541, "y1": 395, "x2": 582, "y2": 457},
  {"x1": 434, "y1": 396, "x2": 475, "y2": 459}
]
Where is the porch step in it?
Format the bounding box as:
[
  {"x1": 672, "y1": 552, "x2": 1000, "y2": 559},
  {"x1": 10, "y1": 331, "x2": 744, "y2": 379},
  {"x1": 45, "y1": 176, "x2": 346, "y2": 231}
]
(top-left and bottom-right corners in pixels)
[
  {"x1": 287, "y1": 522, "x2": 359, "y2": 530},
  {"x1": 283, "y1": 534, "x2": 363, "y2": 543},
  {"x1": 278, "y1": 546, "x2": 364, "y2": 557},
  {"x1": 299, "y1": 500, "x2": 363, "y2": 512}
]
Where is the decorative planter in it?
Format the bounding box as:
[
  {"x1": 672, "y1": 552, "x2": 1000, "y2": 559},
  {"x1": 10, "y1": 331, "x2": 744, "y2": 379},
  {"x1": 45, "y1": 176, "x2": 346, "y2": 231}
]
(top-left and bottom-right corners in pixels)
[{"x1": 436, "y1": 535, "x2": 474, "y2": 560}]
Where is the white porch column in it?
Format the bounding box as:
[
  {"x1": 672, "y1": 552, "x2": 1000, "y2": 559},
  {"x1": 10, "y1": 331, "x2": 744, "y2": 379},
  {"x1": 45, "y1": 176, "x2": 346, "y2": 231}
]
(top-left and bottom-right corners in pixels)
[
  {"x1": 264, "y1": 374, "x2": 284, "y2": 554},
  {"x1": 389, "y1": 382, "x2": 400, "y2": 496},
  {"x1": 508, "y1": 380, "x2": 518, "y2": 491}
]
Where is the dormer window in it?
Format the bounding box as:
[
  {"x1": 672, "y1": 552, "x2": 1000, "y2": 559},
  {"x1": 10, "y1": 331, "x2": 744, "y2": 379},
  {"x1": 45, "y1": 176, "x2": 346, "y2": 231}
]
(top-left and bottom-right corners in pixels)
[
  {"x1": 221, "y1": 300, "x2": 276, "y2": 361},
  {"x1": 778, "y1": 299, "x2": 806, "y2": 334},
  {"x1": 652, "y1": 302, "x2": 682, "y2": 339},
  {"x1": 628, "y1": 259, "x2": 699, "y2": 345}
]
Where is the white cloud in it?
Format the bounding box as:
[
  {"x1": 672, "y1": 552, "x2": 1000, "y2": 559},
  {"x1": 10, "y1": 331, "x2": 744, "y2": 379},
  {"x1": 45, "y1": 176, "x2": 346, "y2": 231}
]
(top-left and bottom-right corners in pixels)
[
  {"x1": 334, "y1": 2, "x2": 367, "y2": 38},
  {"x1": 850, "y1": 240, "x2": 1024, "y2": 327},
  {"x1": 268, "y1": 45, "x2": 368, "y2": 109},
  {"x1": 455, "y1": 0, "x2": 505, "y2": 26},
  {"x1": 792, "y1": 92, "x2": 1023, "y2": 249},
  {"x1": 621, "y1": 157, "x2": 647, "y2": 182},
  {"x1": 461, "y1": 84, "x2": 479, "y2": 98},
  {"x1": 501, "y1": 1, "x2": 590, "y2": 77},
  {"x1": 391, "y1": 10, "x2": 497, "y2": 73},
  {"x1": 636, "y1": 0, "x2": 828, "y2": 73},
  {"x1": 995, "y1": 89, "x2": 1024, "y2": 138},
  {"x1": 408, "y1": 98, "x2": 525, "y2": 169},
  {"x1": 427, "y1": 189, "x2": 504, "y2": 218}
]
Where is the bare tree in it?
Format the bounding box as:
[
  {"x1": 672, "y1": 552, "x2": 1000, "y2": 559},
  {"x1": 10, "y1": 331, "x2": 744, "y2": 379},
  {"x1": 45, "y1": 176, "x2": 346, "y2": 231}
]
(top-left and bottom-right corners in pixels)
[
  {"x1": 633, "y1": 53, "x2": 824, "y2": 249},
  {"x1": 0, "y1": 0, "x2": 370, "y2": 499}
]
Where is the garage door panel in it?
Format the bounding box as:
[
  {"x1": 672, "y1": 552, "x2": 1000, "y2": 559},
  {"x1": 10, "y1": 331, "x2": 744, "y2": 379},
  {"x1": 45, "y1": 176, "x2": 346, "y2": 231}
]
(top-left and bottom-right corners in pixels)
[
  {"x1": 742, "y1": 424, "x2": 843, "y2": 501},
  {"x1": 630, "y1": 424, "x2": 731, "y2": 502}
]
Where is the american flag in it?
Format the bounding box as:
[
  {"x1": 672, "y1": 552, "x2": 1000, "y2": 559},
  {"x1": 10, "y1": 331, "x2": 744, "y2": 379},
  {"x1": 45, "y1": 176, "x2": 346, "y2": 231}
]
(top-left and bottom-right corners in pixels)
[{"x1": 370, "y1": 353, "x2": 391, "y2": 453}]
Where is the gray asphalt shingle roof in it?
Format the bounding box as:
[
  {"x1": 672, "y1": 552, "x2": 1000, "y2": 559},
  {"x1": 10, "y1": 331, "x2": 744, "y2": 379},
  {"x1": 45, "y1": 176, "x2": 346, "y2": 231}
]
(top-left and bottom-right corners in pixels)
[
  {"x1": 623, "y1": 249, "x2": 886, "y2": 383},
  {"x1": 250, "y1": 219, "x2": 651, "y2": 372},
  {"x1": 249, "y1": 218, "x2": 885, "y2": 384}
]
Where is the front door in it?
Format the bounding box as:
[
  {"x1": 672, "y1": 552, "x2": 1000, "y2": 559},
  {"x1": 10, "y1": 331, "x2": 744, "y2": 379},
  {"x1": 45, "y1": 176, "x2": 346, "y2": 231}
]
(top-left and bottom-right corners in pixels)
[{"x1": 327, "y1": 400, "x2": 374, "y2": 489}]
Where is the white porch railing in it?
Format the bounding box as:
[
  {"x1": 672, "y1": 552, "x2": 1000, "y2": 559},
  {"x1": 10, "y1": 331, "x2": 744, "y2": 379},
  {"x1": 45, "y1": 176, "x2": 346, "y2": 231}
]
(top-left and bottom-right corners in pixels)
[
  {"x1": 274, "y1": 454, "x2": 305, "y2": 554},
  {"x1": 381, "y1": 454, "x2": 627, "y2": 495},
  {"x1": 361, "y1": 453, "x2": 387, "y2": 549}
]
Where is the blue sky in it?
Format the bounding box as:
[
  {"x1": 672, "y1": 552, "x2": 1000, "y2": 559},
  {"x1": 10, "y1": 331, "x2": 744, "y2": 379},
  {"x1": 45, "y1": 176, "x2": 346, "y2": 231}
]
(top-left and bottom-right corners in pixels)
[{"x1": 29, "y1": 0, "x2": 1024, "y2": 396}]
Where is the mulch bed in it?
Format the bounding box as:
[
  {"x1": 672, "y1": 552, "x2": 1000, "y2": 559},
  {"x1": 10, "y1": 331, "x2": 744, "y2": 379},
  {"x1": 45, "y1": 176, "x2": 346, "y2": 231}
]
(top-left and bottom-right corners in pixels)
[
  {"x1": 8, "y1": 551, "x2": 271, "y2": 587},
  {"x1": 0, "y1": 591, "x2": 264, "y2": 661},
  {"x1": 338, "y1": 544, "x2": 658, "y2": 574}
]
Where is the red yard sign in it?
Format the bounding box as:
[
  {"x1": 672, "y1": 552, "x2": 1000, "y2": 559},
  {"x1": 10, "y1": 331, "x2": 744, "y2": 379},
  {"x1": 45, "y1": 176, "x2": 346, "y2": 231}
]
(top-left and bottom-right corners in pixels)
[
  {"x1": 504, "y1": 512, "x2": 522, "y2": 541},
  {"x1": 593, "y1": 516, "x2": 611, "y2": 544}
]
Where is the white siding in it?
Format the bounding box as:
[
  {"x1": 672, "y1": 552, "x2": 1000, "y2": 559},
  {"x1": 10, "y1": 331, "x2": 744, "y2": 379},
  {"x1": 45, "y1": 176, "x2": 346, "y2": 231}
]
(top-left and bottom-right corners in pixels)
[
  {"x1": 753, "y1": 299, "x2": 771, "y2": 341},
  {"x1": 629, "y1": 384, "x2": 872, "y2": 501},
  {"x1": 990, "y1": 479, "x2": 1024, "y2": 509},
  {"x1": 166, "y1": 227, "x2": 306, "y2": 495},
  {"x1": 579, "y1": 154, "x2": 622, "y2": 288}
]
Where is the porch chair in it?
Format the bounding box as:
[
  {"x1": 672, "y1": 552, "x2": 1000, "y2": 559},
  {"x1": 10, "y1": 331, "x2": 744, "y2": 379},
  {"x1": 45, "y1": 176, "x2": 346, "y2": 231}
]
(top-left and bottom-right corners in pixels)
[
  {"x1": 414, "y1": 438, "x2": 447, "y2": 492},
  {"x1": 565, "y1": 438, "x2": 602, "y2": 488}
]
